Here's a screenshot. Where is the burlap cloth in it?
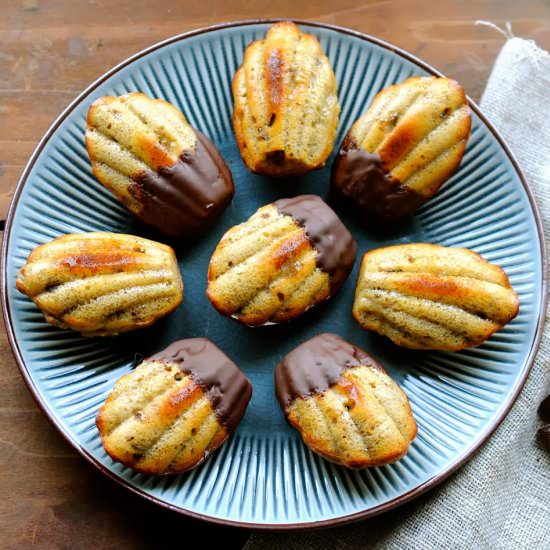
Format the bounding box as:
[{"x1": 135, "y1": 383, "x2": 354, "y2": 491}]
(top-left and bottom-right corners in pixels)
[{"x1": 245, "y1": 34, "x2": 550, "y2": 549}]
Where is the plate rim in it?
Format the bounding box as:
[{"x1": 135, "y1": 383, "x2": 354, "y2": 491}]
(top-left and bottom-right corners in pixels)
[{"x1": 1, "y1": 18, "x2": 547, "y2": 530}]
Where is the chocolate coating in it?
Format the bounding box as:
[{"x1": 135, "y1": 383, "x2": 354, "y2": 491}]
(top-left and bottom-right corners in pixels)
[
  {"x1": 331, "y1": 143, "x2": 425, "y2": 223},
  {"x1": 275, "y1": 195, "x2": 357, "y2": 292},
  {"x1": 132, "y1": 131, "x2": 234, "y2": 237},
  {"x1": 149, "y1": 338, "x2": 251, "y2": 432},
  {"x1": 275, "y1": 333, "x2": 379, "y2": 411}
]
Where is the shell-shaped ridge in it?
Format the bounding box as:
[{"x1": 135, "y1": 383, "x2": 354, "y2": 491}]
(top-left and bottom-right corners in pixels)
[
  {"x1": 353, "y1": 244, "x2": 519, "y2": 350},
  {"x1": 207, "y1": 197, "x2": 355, "y2": 325},
  {"x1": 207, "y1": 204, "x2": 328, "y2": 325},
  {"x1": 97, "y1": 339, "x2": 252, "y2": 474},
  {"x1": 278, "y1": 334, "x2": 417, "y2": 469},
  {"x1": 350, "y1": 76, "x2": 471, "y2": 192},
  {"x1": 16, "y1": 232, "x2": 183, "y2": 336},
  {"x1": 331, "y1": 76, "x2": 471, "y2": 223},
  {"x1": 233, "y1": 21, "x2": 340, "y2": 176},
  {"x1": 86, "y1": 92, "x2": 234, "y2": 237}
]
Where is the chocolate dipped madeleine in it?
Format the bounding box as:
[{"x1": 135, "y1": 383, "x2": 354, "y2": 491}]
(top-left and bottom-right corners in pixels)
[
  {"x1": 206, "y1": 195, "x2": 357, "y2": 326},
  {"x1": 97, "y1": 338, "x2": 252, "y2": 474},
  {"x1": 16, "y1": 232, "x2": 183, "y2": 336},
  {"x1": 233, "y1": 21, "x2": 340, "y2": 177},
  {"x1": 86, "y1": 92, "x2": 233, "y2": 237},
  {"x1": 353, "y1": 243, "x2": 519, "y2": 350},
  {"x1": 275, "y1": 333, "x2": 417, "y2": 469},
  {"x1": 332, "y1": 76, "x2": 471, "y2": 222}
]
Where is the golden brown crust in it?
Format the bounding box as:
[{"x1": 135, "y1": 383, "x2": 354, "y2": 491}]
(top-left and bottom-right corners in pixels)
[
  {"x1": 348, "y1": 76, "x2": 471, "y2": 195},
  {"x1": 85, "y1": 92, "x2": 234, "y2": 237},
  {"x1": 286, "y1": 364, "x2": 417, "y2": 469},
  {"x1": 232, "y1": 21, "x2": 340, "y2": 177},
  {"x1": 332, "y1": 76, "x2": 471, "y2": 222},
  {"x1": 16, "y1": 232, "x2": 183, "y2": 336},
  {"x1": 353, "y1": 243, "x2": 519, "y2": 350},
  {"x1": 206, "y1": 204, "x2": 330, "y2": 325},
  {"x1": 96, "y1": 359, "x2": 228, "y2": 474},
  {"x1": 85, "y1": 92, "x2": 196, "y2": 216}
]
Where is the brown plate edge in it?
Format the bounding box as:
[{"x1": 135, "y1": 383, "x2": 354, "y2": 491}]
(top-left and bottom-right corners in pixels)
[{"x1": 1, "y1": 18, "x2": 547, "y2": 531}]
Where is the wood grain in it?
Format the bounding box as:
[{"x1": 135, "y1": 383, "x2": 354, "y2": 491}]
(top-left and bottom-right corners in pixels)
[{"x1": 1, "y1": 1, "x2": 549, "y2": 548}]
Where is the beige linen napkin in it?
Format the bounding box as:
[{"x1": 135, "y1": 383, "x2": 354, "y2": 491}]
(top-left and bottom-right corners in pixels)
[{"x1": 245, "y1": 34, "x2": 550, "y2": 549}]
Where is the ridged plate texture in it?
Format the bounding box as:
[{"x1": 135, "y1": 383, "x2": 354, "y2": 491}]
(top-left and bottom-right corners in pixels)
[{"x1": 2, "y1": 21, "x2": 545, "y2": 528}]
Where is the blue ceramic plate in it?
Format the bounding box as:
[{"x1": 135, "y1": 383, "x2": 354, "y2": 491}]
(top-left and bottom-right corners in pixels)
[{"x1": 2, "y1": 20, "x2": 546, "y2": 529}]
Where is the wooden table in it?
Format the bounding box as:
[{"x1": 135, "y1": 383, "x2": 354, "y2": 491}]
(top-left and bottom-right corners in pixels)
[{"x1": 1, "y1": 1, "x2": 549, "y2": 547}]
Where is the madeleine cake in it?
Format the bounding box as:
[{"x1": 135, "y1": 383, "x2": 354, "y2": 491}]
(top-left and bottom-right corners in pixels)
[
  {"x1": 16, "y1": 232, "x2": 183, "y2": 336},
  {"x1": 332, "y1": 76, "x2": 471, "y2": 222},
  {"x1": 233, "y1": 21, "x2": 340, "y2": 176},
  {"x1": 86, "y1": 92, "x2": 234, "y2": 236},
  {"x1": 275, "y1": 333, "x2": 417, "y2": 469},
  {"x1": 97, "y1": 338, "x2": 252, "y2": 474},
  {"x1": 353, "y1": 243, "x2": 519, "y2": 350},
  {"x1": 206, "y1": 195, "x2": 357, "y2": 325}
]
